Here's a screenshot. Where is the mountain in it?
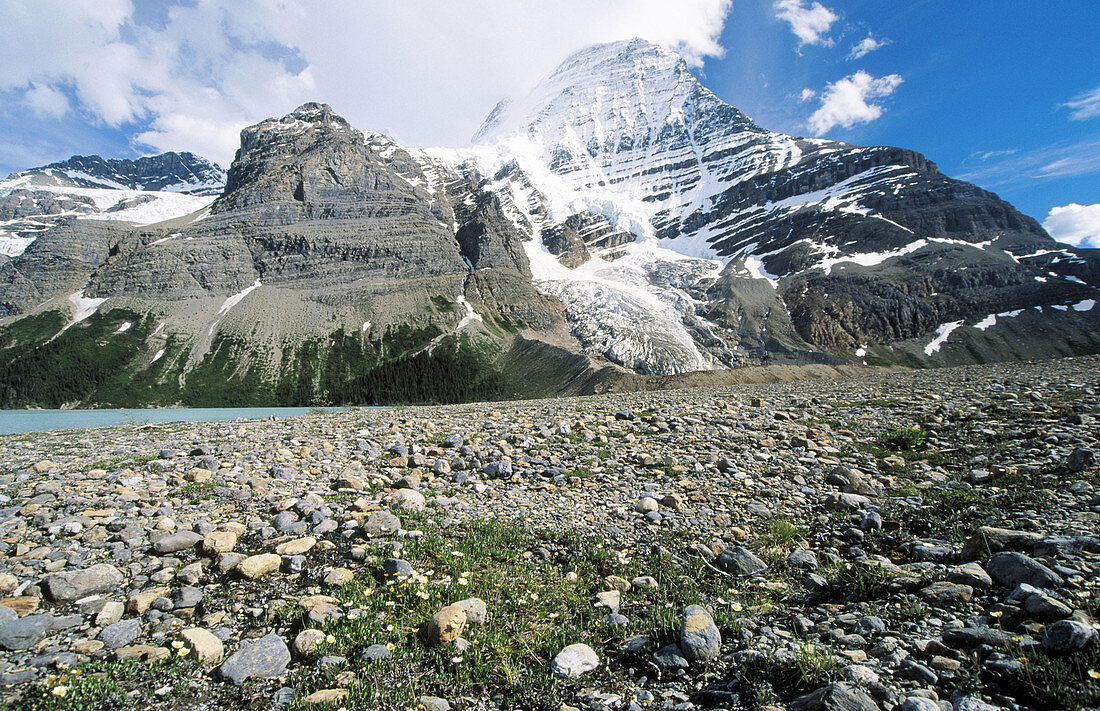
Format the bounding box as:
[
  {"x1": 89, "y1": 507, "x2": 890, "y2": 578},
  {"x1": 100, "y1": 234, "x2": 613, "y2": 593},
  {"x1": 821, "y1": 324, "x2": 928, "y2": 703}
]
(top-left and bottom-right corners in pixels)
[
  {"x1": 7, "y1": 152, "x2": 225, "y2": 195},
  {"x1": 0, "y1": 104, "x2": 573, "y2": 407},
  {"x1": 0, "y1": 40, "x2": 1097, "y2": 408},
  {"x1": 453, "y1": 38, "x2": 1100, "y2": 372},
  {"x1": 0, "y1": 151, "x2": 224, "y2": 259}
]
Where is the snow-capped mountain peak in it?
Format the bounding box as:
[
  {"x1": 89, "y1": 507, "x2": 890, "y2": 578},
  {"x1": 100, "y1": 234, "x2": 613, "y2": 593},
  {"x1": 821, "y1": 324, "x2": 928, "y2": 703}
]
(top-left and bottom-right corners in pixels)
[
  {"x1": 473, "y1": 38, "x2": 740, "y2": 145},
  {"x1": 6, "y1": 152, "x2": 225, "y2": 196}
]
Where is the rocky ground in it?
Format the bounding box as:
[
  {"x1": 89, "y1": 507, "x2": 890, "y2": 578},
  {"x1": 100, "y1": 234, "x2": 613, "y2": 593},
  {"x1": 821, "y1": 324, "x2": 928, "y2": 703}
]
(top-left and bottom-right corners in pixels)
[{"x1": 0, "y1": 356, "x2": 1097, "y2": 711}]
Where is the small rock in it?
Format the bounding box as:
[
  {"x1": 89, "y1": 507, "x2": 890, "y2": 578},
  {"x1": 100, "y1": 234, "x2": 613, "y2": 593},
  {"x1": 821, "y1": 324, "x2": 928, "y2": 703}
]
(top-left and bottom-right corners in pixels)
[
  {"x1": 920, "y1": 581, "x2": 973, "y2": 605},
  {"x1": 789, "y1": 682, "x2": 880, "y2": 711},
  {"x1": 948, "y1": 562, "x2": 992, "y2": 589},
  {"x1": 551, "y1": 643, "x2": 599, "y2": 678},
  {"x1": 362, "y1": 510, "x2": 401, "y2": 536},
  {"x1": 382, "y1": 558, "x2": 414, "y2": 580},
  {"x1": 424, "y1": 603, "x2": 466, "y2": 646},
  {"x1": 99, "y1": 618, "x2": 142, "y2": 649},
  {"x1": 302, "y1": 689, "x2": 348, "y2": 705},
  {"x1": 153, "y1": 531, "x2": 203, "y2": 554},
  {"x1": 41, "y1": 564, "x2": 123, "y2": 602},
  {"x1": 95, "y1": 601, "x2": 125, "y2": 627},
  {"x1": 680, "y1": 605, "x2": 720, "y2": 664},
  {"x1": 419, "y1": 696, "x2": 451, "y2": 711},
  {"x1": 391, "y1": 489, "x2": 426, "y2": 512},
  {"x1": 237, "y1": 553, "x2": 282, "y2": 579},
  {"x1": 294, "y1": 629, "x2": 327, "y2": 657},
  {"x1": 182, "y1": 628, "x2": 224, "y2": 666},
  {"x1": 360, "y1": 644, "x2": 391, "y2": 663},
  {"x1": 0, "y1": 614, "x2": 53, "y2": 651},
  {"x1": 653, "y1": 643, "x2": 690, "y2": 669},
  {"x1": 202, "y1": 531, "x2": 238, "y2": 555},
  {"x1": 716, "y1": 546, "x2": 767, "y2": 575},
  {"x1": 987, "y1": 552, "x2": 1064, "y2": 589},
  {"x1": 275, "y1": 537, "x2": 316, "y2": 556},
  {"x1": 324, "y1": 568, "x2": 354, "y2": 587}
]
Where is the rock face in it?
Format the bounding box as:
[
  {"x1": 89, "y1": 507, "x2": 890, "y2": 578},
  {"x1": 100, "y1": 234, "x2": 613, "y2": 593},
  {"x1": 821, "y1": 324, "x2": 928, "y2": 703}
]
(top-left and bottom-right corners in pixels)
[{"x1": 0, "y1": 103, "x2": 566, "y2": 408}]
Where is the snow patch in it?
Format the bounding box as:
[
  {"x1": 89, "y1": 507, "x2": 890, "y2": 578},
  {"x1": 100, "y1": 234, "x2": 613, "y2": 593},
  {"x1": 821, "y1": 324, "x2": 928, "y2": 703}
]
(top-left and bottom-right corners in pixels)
[
  {"x1": 151, "y1": 349, "x2": 165, "y2": 363},
  {"x1": 923, "y1": 321, "x2": 962, "y2": 356},
  {"x1": 454, "y1": 296, "x2": 484, "y2": 330},
  {"x1": 61, "y1": 291, "x2": 108, "y2": 332},
  {"x1": 1073, "y1": 299, "x2": 1096, "y2": 312},
  {"x1": 217, "y1": 279, "x2": 261, "y2": 315},
  {"x1": 114, "y1": 321, "x2": 132, "y2": 333},
  {"x1": 973, "y1": 314, "x2": 997, "y2": 331}
]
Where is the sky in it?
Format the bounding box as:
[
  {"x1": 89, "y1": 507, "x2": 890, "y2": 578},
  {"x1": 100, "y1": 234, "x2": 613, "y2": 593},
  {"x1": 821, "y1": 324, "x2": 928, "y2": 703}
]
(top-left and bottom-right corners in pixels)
[{"x1": 1, "y1": 0, "x2": 1098, "y2": 246}]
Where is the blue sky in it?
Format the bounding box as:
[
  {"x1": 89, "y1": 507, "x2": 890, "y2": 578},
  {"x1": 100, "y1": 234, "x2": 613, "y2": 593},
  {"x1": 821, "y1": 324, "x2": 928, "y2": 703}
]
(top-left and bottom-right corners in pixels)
[{"x1": 1, "y1": 0, "x2": 1097, "y2": 244}]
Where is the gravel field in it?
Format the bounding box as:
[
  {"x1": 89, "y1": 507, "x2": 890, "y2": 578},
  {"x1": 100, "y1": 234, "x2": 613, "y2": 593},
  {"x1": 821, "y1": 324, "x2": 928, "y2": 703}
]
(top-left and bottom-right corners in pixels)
[{"x1": 0, "y1": 356, "x2": 1097, "y2": 710}]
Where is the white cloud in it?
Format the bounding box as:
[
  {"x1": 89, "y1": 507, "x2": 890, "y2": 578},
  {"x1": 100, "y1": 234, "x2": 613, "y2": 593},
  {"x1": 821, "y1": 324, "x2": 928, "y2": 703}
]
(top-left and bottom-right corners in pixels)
[
  {"x1": 0, "y1": 0, "x2": 733, "y2": 165},
  {"x1": 847, "y1": 36, "x2": 885, "y2": 60},
  {"x1": 798, "y1": 88, "x2": 817, "y2": 102},
  {"x1": 1043, "y1": 203, "x2": 1100, "y2": 248},
  {"x1": 773, "y1": 0, "x2": 838, "y2": 47},
  {"x1": 23, "y1": 83, "x2": 70, "y2": 118},
  {"x1": 807, "y1": 71, "x2": 902, "y2": 135},
  {"x1": 1063, "y1": 86, "x2": 1100, "y2": 121}
]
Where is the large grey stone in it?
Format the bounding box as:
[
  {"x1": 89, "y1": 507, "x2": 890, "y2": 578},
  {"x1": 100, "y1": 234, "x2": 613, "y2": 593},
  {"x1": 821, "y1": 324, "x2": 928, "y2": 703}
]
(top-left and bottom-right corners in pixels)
[
  {"x1": 41, "y1": 564, "x2": 124, "y2": 602},
  {"x1": 716, "y1": 546, "x2": 767, "y2": 575},
  {"x1": 1042, "y1": 619, "x2": 1098, "y2": 652},
  {"x1": 153, "y1": 530, "x2": 203, "y2": 554},
  {"x1": 789, "y1": 683, "x2": 880, "y2": 711},
  {"x1": 551, "y1": 643, "x2": 599, "y2": 678},
  {"x1": 0, "y1": 614, "x2": 53, "y2": 651},
  {"x1": 219, "y1": 633, "x2": 290, "y2": 684},
  {"x1": 98, "y1": 618, "x2": 142, "y2": 649},
  {"x1": 987, "y1": 552, "x2": 1064, "y2": 589}
]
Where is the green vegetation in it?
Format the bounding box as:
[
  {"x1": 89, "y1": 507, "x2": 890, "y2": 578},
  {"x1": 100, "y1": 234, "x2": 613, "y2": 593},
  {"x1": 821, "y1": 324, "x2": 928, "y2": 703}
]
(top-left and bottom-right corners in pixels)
[
  {"x1": 284, "y1": 518, "x2": 754, "y2": 708},
  {"x1": 762, "y1": 515, "x2": 805, "y2": 550},
  {"x1": 12, "y1": 658, "x2": 199, "y2": 711},
  {"x1": 877, "y1": 426, "x2": 926, "y2": 451},
  {"x1": 0, "y1": 309, "x2": 509, "y2": 408},
  {"x1": 886, "y1": 469, "x2": 1051, "y2": 540},
  {"x1": 0, "y1": 309, "x2": 176, "y2": 408},
  {"x1": 1014, "y1": 646, "x2": 1100, "y2": 710}
]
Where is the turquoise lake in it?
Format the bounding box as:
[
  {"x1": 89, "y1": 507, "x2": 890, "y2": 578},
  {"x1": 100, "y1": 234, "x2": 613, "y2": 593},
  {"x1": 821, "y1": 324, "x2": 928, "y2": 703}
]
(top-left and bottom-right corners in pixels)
[{"x1": 0, "y1": 407, "x2": 356, "y2": 435}]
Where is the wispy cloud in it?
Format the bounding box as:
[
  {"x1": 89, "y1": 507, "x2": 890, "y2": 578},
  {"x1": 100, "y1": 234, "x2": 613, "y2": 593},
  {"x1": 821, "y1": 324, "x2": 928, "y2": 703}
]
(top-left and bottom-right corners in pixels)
[
  {"x1": 847, "y1": 36, "x2": 885, "y2": 60},
  {"x1": 807, "y1": 70, "x2": 902, "y2": 135},
  {"x1": 1043, "y1": 203, "x2": 1100, "y2": 248},
  {"x1": 773, "y1": 0, "x2": 838, "y2": 47},
  {"x1": 1062, "y1": 86, "x2": 1100, "y2": 121},
  {"x1": 969, "y1": 148, "x2": 1019, "y2": 162},
  {"x1": 958, "y1": 138, "x2": 1100, "y2": 186}
]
